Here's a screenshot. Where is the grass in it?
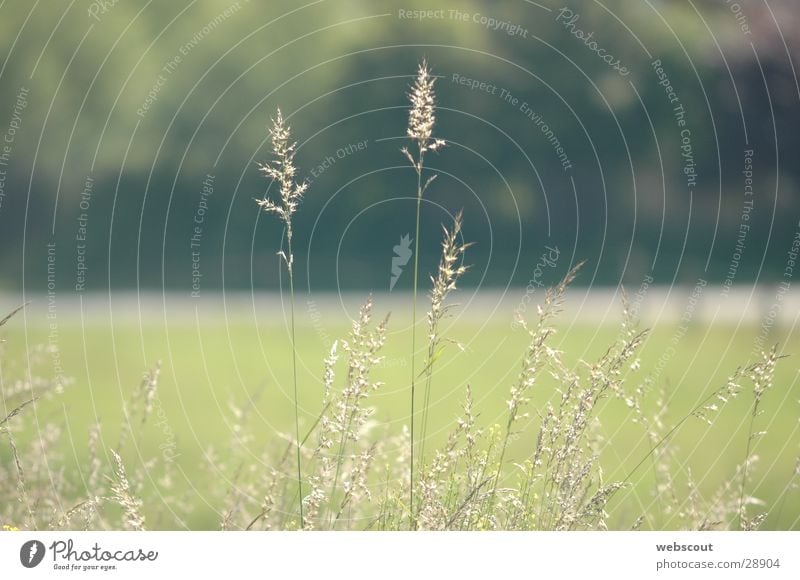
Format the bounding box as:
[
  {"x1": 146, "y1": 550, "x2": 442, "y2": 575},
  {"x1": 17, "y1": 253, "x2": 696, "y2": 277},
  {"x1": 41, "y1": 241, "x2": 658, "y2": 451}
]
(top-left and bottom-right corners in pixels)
[
  {"x1": 402, "y1": 59, "x2": 447, "y2": 523},
  {"x1": 256, "y1": 108, "x2": 309, "y2": 522},
  {"x1": 1, "y1": 305, "x2": 798, "y2": 529}
]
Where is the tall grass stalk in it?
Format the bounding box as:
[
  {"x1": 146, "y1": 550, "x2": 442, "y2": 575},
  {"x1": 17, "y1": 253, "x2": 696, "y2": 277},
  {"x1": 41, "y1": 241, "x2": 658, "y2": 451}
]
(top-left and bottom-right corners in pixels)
[
  {"x1": 256, "y1": 109, "x2": 309, "y2": 524},
  {"x1": 492, "y1": 263, "x2": 582, "y2": 505},
  {"x1": 737, "y1": 345, "x2": 779, "y2": 530},
  {"x1": 418, "y1": 211, "x2": 470, "y2": 470},
  {"x1": 402, "y1": 59, "x2": 446, "y2": 525}
]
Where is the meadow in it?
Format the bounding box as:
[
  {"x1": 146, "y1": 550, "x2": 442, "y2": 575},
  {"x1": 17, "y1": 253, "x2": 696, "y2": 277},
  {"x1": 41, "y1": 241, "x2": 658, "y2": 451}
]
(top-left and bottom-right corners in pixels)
[{"x1": 1, "y1": 291, "x2": 798, "y2": 530}]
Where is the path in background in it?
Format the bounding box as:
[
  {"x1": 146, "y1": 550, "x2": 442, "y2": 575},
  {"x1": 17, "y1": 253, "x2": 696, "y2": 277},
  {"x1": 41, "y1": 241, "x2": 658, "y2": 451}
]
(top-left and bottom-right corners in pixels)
[{"x1": 3, "y1": 285, "x2": 798, "y2": 327}]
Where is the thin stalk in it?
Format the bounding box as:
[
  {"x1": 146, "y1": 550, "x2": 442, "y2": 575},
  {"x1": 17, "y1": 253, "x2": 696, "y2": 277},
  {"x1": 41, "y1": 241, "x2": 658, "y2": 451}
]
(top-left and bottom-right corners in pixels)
[
  {"x1": 737, "y1": 348, "x2": 778, "y2": 529},
  {"x1": 287, "y1": 236, "x2": 304, "y2": 525},
  {"x1": 738, "y1": 405, "x2": 758, "y2": 530},
  {"x1": 471, "y1": 435, "x2": 497, "y2": 528},
  {"x1": 256, "y1": 109, "x2": 309, "y2": 526},
  {"x1": 612, "y1": 382, "x2": 739, "y2": 499},
  {"x1": 404, "y1": 59, "x2": 445, "y2": 527},
  {"x1": 409, "y1": 158, "x2": 423, "y2": 528},
  {"x1": 489, "y1": 416, "x2": 514, "y2": 507},
  {"x1": 419, "y1": 355, "x2": 434, "y2": 464},
  {"x1": 328, "y1": 394, "x2": 352, "y2": 527}
]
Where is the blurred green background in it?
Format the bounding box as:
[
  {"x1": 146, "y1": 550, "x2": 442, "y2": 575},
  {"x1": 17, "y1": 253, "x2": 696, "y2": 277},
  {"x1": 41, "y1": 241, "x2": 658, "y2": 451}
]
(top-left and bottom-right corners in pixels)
[{"x1": 0, "y1": 0, "x2": 798, "y2": 291}]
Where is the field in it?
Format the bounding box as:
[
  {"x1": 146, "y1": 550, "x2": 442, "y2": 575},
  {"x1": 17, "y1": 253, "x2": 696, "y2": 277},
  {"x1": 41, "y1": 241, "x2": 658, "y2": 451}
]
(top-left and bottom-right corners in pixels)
[{"x1": 1, "y1": 290, "x2": 798, "y2": 530}]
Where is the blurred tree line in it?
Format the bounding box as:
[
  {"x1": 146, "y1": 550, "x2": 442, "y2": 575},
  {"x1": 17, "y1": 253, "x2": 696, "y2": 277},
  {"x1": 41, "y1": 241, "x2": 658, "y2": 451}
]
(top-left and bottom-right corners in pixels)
[{"x1": 0, "y1": 0, "x2": 797, "y2": 293}]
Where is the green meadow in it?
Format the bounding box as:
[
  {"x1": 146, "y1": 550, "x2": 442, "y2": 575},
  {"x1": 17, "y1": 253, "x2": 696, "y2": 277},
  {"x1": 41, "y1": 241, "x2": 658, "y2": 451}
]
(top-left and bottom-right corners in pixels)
[{"x1": 2, "y1": 295, "x2": 798, "y2": 529}]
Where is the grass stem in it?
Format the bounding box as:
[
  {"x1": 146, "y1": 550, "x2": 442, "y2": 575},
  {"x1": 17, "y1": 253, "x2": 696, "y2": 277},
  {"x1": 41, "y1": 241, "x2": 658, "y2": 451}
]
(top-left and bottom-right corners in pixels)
[
  {"x1": 287, "y1": 236, "x2": 304, "y2": 525},
  {"x1": 410, "y1": 159, "x2": 423, "y2": 528}
]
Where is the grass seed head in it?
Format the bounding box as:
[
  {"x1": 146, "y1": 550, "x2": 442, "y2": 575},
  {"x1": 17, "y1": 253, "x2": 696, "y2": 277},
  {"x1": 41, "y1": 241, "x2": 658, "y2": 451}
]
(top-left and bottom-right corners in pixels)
[
  {"x1": 256, "y1": 109, "x2": 309, "y2": 251},
  {"x1": 403, "y1": 60, "x2": 446, "y2": 170}
]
